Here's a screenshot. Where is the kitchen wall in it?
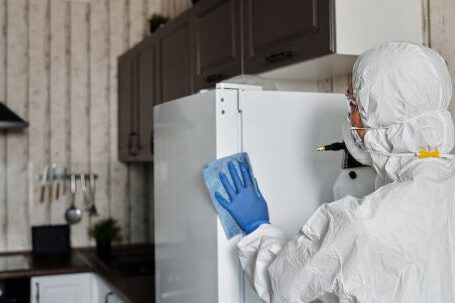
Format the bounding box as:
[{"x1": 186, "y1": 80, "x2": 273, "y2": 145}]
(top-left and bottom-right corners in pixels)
[
  {"x1": 0, "y1": 0, "x2": 191, "y2": 252},
  {"x1": 0, "y1": 0, "x2": 452, "y2": 252}
]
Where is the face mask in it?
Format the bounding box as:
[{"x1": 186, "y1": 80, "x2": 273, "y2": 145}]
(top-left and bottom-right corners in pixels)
[
  {"x1": 341, "y1": 120, "x2": 372, "y2": 165},
  {"x1": 344, "y1": 111, "x2": 455, "y2": 160}
]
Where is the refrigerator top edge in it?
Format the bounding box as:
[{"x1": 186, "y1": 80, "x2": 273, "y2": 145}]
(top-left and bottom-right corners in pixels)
[
  {"x1": 216, "y1": 83, "x2": 263, "y2": 91},
  {"x1": 154, "y1": 84, "x2": 347, "y2": 113}
]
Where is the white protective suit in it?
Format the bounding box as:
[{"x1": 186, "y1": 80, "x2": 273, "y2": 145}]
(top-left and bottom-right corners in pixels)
[{"x1": 237, "y1": 42, "x2": 455, "y2": 303}]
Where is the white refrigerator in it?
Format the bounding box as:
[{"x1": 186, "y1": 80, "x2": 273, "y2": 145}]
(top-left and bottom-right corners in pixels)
[{"x1": 154, "y1": 83, "x2": 349, "y2": 303}]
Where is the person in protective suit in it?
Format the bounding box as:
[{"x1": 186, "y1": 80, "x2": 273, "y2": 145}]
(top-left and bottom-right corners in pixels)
[{"x1": 215, "y1": 42, "x2": 455, "y2": 302}]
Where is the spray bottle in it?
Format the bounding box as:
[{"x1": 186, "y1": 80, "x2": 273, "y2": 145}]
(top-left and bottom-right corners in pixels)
[{"x1": 317, "y1": 142, "x2": 376, "y2": 200}]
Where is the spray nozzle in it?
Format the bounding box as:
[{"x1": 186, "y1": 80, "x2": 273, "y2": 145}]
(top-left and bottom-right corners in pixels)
[{"x1": 316, "y1": 142, "x2": 346, "y2": 151}]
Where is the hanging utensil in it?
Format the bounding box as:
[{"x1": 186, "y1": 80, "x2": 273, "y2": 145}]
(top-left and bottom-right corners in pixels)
[
  {"x1": 80, "y1": 172, "x2": 90, "y2": 208},
  {"x1": 54, "y1": 167, "x2": 63, "y2": 201},
  {"x1": 65, "y1": 174, "x2": 82, "y2": 224},
  {"x1": 88, "y1": 173, "x2": 99, "y2": 217},
  {"x1": 48, "y1": 164, "x2": 56, "y2": 203},
  {"x1": 61, "y1": 166, "x2": 68, "y2": 197},
  {"x1": 39, "y1": 166, "x2": 49, "y2": 203}
]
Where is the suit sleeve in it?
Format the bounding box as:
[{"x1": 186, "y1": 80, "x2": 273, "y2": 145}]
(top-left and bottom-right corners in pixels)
[
  {"x1": 237, "y1": 199, "x2": 358, "y2": 303},
  {"x1": 237, "y1": 224, "x2": 288, "y2": 303}
]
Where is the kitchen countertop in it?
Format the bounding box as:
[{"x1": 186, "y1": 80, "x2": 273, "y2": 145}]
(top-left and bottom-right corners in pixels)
[
  {"x1": 78, "y1": 245, "x2": 154, "y2": 303},
  {"x1": 0, "y1": 244, "x2": 154, "y2": 303}
]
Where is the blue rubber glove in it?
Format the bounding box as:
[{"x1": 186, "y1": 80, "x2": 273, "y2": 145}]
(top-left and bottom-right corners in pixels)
[{"x1": 215, "y1": 160, "x2": 270, "y2": 234}]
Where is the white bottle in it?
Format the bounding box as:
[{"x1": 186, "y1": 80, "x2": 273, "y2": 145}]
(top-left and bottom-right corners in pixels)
[{"x1": 333, "y1": 166, "x2": 376, "y2": 200}]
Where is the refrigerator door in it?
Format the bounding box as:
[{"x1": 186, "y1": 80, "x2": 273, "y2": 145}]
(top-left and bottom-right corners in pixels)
[
  {"x1": 238, "y1": 90, "x2": 346, "y2": 302},
  {"x1": 154, "y1": 91, "x2": 219, "y2": 303}
]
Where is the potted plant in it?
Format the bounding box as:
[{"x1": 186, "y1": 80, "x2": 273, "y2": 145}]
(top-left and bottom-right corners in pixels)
[
  {"x1": 149, "y1": 14, "x2": 169, "y2": 34},
  {"x1": 89, "y1": 218, "x2": 121, "y2": 259}
]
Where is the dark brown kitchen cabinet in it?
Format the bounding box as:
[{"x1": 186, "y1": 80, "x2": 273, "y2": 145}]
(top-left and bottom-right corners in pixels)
[
  {"x1": 243, "y1": 0, "x2": 334, "y2": 74},
  {"x1": 118, "y1": 38, "x2": 157, "y2": 162},
  {"x1": 192, "y1": 0, "x2": 242, "y2": 90},
  {"x1": 117, "y1": 0, "x2": 337, "y2": 162},
  {"x1": 118, "y1": 53, "x2": 135, "y2": 162},
  {"x1": 136, "y1": 39, "x2": 157, "y2": 161},
  {"x1": 157, "y1": 10, "x2": 193, "y2": 103}
]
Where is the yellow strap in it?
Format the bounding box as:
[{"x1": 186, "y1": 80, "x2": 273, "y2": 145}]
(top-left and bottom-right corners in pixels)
[{"x1": 418, "y1": 149, "x2": 440, "y2": 159}]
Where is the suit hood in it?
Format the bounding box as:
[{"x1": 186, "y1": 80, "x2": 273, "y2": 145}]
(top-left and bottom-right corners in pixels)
[{"x1": 352, "y1": 42, "x2": 454, "y2": 182}]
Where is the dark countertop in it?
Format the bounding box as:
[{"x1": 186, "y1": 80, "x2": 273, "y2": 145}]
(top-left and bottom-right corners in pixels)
[
  {"x1": 78, "y1": 245, "x2": 154, "y2": 303},
  {"x1": 0, "y1": 244, "x2": 154, "y2": 303},
  {"x1": 0, "y1": 252, "x2": 90, "y2": 279}
]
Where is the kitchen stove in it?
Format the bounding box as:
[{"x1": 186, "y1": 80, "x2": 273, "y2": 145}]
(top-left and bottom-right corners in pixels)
[{"x1": 0, "y1": 255, "x2": 29, "y2": 272}]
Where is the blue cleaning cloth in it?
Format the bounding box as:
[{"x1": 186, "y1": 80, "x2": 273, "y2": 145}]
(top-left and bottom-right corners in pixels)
[{"x1": 202, "y1": 152, "x2": 254, "y2": 239}]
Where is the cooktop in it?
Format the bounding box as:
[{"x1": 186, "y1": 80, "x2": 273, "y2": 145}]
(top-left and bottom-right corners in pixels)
[{"x1": 0, "y1": 255, "x2": 29, "y2": 272}]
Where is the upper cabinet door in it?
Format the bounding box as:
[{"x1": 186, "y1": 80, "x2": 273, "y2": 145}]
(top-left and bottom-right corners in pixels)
[
  {"x1": 243, "y1": 0, "x2": 334, "y2": 74},
  {"x1": 192, "y1": 0, "x2": 242, "y2": 91},
  {"x1": 118, "y1": 53, "x2": 135, "y2": 162},
  {"x1": 136, "y1": 39, "x2": 156, "y2": 161},
  {"x1": 158, "y1": 11, "x2": 192, "y2": 103}
]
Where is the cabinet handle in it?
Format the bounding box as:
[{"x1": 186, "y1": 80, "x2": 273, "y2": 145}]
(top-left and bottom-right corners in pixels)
[
  {"x1": 265, "y1": 51, "x2": 295, "y2": 63},
  {"x1": 127, "y1": 132, "x2": 133, "y2": 151},
  {"x1": 35, "y1": 282, "x2": 40, "y2": 303},
  {"x1": 204, "y1": 74, "x2": 229, "y2": 83},
  {"x1": 105, "y1": 291, "x2": 114, "y2": 303},
  {"x1": 128, "y1": 132, "x2": 139, "y2": 156}
]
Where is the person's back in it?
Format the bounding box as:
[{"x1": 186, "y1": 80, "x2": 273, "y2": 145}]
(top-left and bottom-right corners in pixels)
[
  {"x1": 216, "y1": 42, "x2": 455, "y2": 302},
  {"x1": 273, "y1": 160, "x2": 455, "y2": 302}
]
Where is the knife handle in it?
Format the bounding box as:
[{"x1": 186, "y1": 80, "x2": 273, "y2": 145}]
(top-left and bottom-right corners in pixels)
[
  {"x1": 55, "y1": 182, "x2": 60, "y2": 200},
  {"x1": 39, "y1": 186, "x2": 45, "y2": 203}
]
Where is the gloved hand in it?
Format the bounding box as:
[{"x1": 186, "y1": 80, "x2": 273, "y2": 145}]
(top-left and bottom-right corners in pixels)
[{"x1": 215, "y1": 160, "x2": 269, "y2": 234}]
